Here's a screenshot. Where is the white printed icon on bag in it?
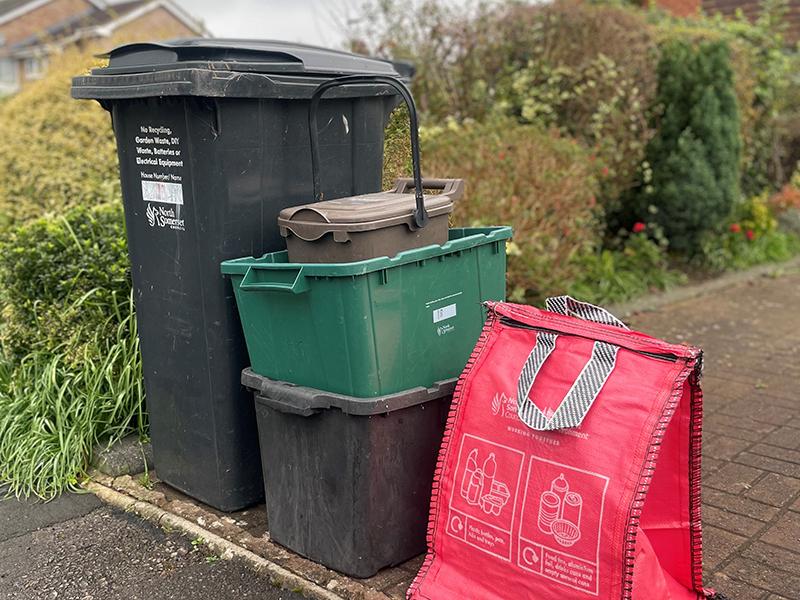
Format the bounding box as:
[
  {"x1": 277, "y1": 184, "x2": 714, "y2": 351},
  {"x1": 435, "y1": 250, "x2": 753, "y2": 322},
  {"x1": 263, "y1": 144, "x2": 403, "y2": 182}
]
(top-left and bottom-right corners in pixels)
[
  {"x1": 538, "y1": 473, "x2": 583, "y2": 547},
  {"x1": 490, "y1": 392, "x2": 519, "y2": 420},
  {"x1": 521, "y1": 546, "x2": 540, "y2": 565},
  {"x1": 460, "y1": 449, "x2": 511, "y2": 516}
]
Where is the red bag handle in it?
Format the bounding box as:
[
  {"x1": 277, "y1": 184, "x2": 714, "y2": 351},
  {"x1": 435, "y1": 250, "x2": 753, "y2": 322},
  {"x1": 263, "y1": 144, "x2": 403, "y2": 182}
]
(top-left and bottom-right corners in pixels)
[
  {"x1": 544, "y1": 296, "x2": 629, "y2": 330},
  {"x1": 516, "y1": 297, "x2": 626, "y2": 431}
]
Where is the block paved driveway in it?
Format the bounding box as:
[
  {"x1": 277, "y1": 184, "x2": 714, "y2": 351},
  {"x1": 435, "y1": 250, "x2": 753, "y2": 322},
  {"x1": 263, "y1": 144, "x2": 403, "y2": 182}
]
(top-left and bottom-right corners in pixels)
[{"x1": 628, "y1": 269, "x2": 800, "y2": 599}]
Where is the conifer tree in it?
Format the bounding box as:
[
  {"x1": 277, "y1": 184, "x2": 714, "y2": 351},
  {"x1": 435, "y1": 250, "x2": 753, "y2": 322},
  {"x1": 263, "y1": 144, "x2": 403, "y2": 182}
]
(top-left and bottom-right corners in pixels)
[{"x1": 638, "y1": 39, "x2": 741, "y2": 253}]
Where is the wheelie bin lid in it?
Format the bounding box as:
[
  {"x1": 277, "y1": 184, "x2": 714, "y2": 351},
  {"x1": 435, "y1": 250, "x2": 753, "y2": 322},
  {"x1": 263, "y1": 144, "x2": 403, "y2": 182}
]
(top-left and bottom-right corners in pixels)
[{"x1": 71, "y1": 38, "x2": 406, "y2": 100}]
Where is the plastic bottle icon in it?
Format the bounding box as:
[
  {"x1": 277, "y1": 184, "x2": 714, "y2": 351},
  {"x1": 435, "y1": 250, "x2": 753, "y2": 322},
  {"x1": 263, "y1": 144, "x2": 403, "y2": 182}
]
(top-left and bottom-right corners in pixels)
[
  {"x1": 482, "y1": 453, "x2": 496, "y2": 497},
  {"x1": 461, "y1": 448, "x2": 479, "y2": 499},
  {"x1": 551, "y1": 473, "x2": 569, "y2": 498},
  {"x1": 460, "y1": 449, "x2": 509, "y2": 516},
  {"x1": 466, "y1": 469, "x2": 483, "y2": 505}
]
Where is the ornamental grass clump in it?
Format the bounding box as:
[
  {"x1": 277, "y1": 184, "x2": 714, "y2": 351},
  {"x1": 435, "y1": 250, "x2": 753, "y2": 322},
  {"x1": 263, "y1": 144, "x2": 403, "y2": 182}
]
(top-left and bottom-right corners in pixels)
[
  {"x1": 0, "y1": 294, "x2": 144, "y2": 499},
  {"x1": 0, "y1": 204, "x2": 144, "y2": 499}
]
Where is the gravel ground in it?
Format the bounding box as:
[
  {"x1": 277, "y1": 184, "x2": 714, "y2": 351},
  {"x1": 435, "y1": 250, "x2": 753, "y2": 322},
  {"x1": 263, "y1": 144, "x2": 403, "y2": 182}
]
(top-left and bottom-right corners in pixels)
[{"x1": 0, "y1": 494, "x2": 305, "y2": 600}]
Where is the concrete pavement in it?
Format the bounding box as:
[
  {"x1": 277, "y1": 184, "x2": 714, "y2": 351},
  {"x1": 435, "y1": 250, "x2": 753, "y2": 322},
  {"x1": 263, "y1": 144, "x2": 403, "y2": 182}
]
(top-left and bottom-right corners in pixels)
[{"x1": 0, "y1": 490, "x2": 304, "y2": 600}]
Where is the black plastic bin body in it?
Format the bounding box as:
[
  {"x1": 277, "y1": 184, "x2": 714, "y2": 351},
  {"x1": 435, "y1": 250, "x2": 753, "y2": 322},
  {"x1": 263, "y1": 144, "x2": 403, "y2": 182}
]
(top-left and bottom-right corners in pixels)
[
  {"x1": 241, "y1": 369, "x2": 455, "y2": 578},
  {"x1": 72, "y1": 39, "x2": 404, "y2": 511}
]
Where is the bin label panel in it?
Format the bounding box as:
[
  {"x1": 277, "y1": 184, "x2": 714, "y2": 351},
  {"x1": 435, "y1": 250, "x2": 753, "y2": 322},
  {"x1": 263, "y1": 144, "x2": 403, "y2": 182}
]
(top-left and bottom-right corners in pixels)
[
  {"x1": 135, "y1": 124, "x2": 187, "y2": 232},
  {"x1": 141, "y1": 180, "x2": 184, "y2": 205},
  {"x1": 433, "y1": 303, "x2": 457, "y2": 324}
]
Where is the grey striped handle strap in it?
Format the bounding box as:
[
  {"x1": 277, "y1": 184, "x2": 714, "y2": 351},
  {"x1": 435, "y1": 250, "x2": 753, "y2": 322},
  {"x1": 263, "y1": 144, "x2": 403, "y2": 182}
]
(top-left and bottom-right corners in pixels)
[
  {"x1": 516, "y1": 297, "x2": 628, "y2": 431},
  {"x1": 544, "y1": 296, "x2": 628, "y2": 329}
]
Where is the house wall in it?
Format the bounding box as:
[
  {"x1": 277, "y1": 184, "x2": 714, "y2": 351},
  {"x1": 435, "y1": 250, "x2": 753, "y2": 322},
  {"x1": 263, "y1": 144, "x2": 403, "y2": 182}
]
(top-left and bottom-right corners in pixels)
[
  {"x1": 648, "y1": 0, "x2": 800, "y2": 42},
  {"x1": 0, "y1": 1, "x2": 203, "y2": 95},
  {"x1": 653, "y1": 0, "x2": 701, "y2": 17},
  {"x1": 112, "y1": 6, "x2": 199, "y2": 41},
  {"x1": 702, "y1": 0, "x2": 800, "y2": 42},
  {"x1": 0, "y1": 0, "x2": 93, "y2": 47}
]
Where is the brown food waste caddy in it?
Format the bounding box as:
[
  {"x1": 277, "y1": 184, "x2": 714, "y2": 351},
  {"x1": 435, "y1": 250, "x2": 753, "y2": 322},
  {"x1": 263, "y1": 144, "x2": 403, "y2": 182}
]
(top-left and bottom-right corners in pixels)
[
  {"x1": 278, "y1": 74, "x2": 464, "y2": 263},
  {"x1": 278, "y1": 177, "x2": 463, "y2": 263}
]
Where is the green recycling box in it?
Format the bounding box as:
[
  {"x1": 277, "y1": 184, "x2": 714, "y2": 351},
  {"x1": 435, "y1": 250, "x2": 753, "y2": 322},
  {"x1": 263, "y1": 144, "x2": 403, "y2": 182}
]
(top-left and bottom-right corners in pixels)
[{"x1": 221, "y1": 227, "x2": 511, "y2": 397}]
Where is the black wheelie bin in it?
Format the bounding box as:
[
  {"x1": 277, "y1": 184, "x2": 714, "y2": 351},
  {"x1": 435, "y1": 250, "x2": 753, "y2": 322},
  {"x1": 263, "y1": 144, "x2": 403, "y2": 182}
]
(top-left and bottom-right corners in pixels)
[{"x1": 71, "y1": 39, "x2": 405, "y2": 511}]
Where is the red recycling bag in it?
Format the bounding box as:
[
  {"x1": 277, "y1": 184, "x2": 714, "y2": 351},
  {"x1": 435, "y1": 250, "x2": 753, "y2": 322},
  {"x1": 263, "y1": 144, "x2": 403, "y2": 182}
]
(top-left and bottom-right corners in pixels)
[{"x1": 409, "y1": 298, "x2": 712, "y2": 599}]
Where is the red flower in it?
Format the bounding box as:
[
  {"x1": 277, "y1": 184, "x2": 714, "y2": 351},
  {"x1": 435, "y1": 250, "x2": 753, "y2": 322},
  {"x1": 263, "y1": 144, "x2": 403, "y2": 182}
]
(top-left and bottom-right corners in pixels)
[
  {"x1": 729, "y1": 223, "x2": 741, "y2": 233},
  {"x1": 497, "y1": 151, "x2": 506, "y2": 161},
  {"x1": 632, "y1": 222, "x2": 646, "y2": 233},
  {"x1": 746, "y1": 229, "x2": 755, "y2": 241},
  {"x1": 601, "y1": 166, "x2": 610, "y2": 177}
]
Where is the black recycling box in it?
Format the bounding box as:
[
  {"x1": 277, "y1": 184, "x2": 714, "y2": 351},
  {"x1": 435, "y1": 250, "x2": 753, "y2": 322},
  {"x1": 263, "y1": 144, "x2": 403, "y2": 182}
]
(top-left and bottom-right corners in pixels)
[
  {"x1": 72, "y1": 39, "x2": 404, "y2": 511},
  {"x1": 241, "y1": 369, "x2": 455, "y2": 578}
]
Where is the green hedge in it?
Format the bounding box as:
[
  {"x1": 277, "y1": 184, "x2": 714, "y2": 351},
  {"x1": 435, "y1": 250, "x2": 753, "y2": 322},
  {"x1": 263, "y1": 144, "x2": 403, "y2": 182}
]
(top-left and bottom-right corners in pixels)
[
  {"x1": 0, "y1": 204, "x2": 131, "y2": 364},
  {"x1": 357, "y1": 0, "x2": 800, "y2": 255},
  {"x1": 0, "y1": 50, "x2": 120, "y2": 228}
]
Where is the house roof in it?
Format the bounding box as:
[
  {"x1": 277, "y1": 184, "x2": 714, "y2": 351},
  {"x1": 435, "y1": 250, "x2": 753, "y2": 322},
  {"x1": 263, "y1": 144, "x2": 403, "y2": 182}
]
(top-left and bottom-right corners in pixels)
[
  {"x1": 0, "y1": 0, "x2": 37, "y2": 16},
  {"x1": 0, "y1": 0, "x2": 106, "y2": 19},
  {"x1": 9, "y1": 1, "x2": 143, "y2": 50},
  {"x1": 9, "y1": 0, "x2": 206, "y2": 53},
  {"x1": 90, "y1": 0, "x2": 207, "y2": 38}
]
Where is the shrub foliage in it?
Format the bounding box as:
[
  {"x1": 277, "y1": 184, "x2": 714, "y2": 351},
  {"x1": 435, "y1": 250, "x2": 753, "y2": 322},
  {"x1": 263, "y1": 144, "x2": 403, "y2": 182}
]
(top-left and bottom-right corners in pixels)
[
  {"x1": 0, "y1": 204, "x2": 131, "y2": 363},
  {"x1": 357, "y1": 0, "x2": 799, "y2": 260},
  {"x1": 0, "y1": 49, "x2": 120, "y2": 227},
  {"x1": 0, "y1": 203, "x2": 144, "y2": 499},
  {"x1": 421, "y1": 118, "x2": 602, "y2": 300}
]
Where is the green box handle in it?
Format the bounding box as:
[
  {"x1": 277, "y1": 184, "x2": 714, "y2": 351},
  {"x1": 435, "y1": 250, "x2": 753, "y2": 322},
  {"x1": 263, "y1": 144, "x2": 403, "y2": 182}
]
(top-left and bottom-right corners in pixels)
[{"x1": 239, "y1": 266, "x2": 310, "y2": 294}]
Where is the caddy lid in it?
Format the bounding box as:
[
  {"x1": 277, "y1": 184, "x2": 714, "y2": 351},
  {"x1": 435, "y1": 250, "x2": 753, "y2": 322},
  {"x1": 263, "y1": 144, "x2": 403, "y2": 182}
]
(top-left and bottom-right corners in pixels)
[{"x1": 278, "y1": 178, "x2": 464, "y2": 241}]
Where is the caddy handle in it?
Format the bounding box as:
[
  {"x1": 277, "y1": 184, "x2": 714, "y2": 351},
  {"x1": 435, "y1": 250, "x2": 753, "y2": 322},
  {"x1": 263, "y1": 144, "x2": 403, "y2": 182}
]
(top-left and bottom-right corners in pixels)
[{"x1": 308, "y1": 74, "x2": 429, "y2": 229}]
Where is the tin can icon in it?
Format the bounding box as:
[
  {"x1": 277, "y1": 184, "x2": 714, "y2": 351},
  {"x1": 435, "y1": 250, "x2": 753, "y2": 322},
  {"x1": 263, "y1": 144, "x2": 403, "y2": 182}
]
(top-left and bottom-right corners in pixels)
[
  {"x1": 562, "y1": 491, "x2": 583, "y2": 530},
  {"x1": 538, "y1": 490, "x2": 561, "y2": 534}
]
